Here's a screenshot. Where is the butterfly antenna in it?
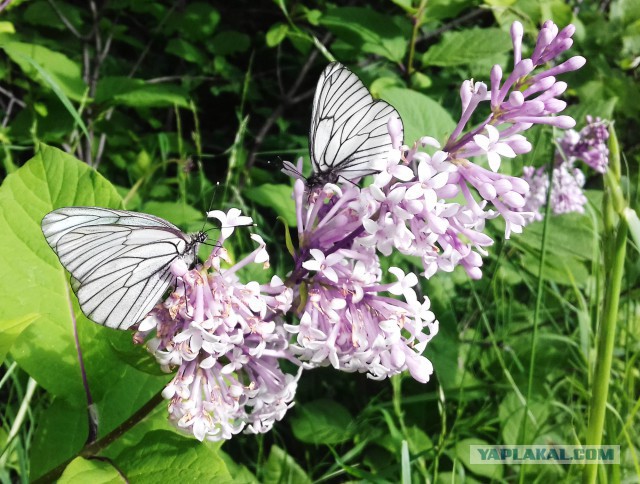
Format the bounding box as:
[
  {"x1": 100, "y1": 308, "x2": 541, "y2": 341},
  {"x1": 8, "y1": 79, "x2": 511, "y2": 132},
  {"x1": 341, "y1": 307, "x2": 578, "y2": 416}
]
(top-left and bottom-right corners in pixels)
[{"x1": 201, "y1": 181, "x2": 221, "y2": 233}]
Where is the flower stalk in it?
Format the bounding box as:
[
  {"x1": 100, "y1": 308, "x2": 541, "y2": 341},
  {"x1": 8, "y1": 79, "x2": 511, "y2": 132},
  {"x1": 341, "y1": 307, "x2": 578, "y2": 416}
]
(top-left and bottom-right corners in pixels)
[{"x1": 583, "y1": 125, "x2": 627, "y2": 484}]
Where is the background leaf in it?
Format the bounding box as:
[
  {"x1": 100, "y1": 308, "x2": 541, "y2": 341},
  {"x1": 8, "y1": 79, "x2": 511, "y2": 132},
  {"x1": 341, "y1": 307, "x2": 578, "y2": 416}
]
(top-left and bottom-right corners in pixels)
[{"x1": 379, "y1": 87, "x2": 457, "y2": 145}]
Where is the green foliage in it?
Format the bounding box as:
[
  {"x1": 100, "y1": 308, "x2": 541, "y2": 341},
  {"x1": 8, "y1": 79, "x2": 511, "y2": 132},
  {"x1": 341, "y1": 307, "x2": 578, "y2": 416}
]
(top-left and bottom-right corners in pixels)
[{"x1": 0, "y1": 0, "x2": 638, "y2": 482}]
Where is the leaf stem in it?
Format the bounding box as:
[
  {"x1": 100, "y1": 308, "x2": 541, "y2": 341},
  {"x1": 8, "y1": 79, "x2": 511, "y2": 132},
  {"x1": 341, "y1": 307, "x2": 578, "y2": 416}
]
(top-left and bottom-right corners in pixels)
[
  {"x1": 583, "y1": 125, "x2": 628, "y2": 483},
  {"x1": 406, "y1": 0, "x2": 427, "y2": 76}
]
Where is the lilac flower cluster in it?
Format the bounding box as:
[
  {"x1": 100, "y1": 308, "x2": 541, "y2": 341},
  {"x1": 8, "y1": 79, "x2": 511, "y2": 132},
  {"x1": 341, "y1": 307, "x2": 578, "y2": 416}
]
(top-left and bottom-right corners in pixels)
[
  {"x1": 521, "y1": 116, "x2": 609, "y2": 219},
  {"x1": 135, "y1": 209, "x2": 298, "y2": 441},
  {"x1": 285, "y1": 180, "x2": 438, "y2": 382},
  {"x1": 134, "y1": 20, "x2": 586, "y2": 442},
  {"x1": 557, "y1": 116, "x2": 610, "y2": 173},
  {"x1": 521, "y1": 163, "x2": 587, "y2": 220},
  {"x1": 283, "y1": 20, "x2": 584, "y2": 380}
]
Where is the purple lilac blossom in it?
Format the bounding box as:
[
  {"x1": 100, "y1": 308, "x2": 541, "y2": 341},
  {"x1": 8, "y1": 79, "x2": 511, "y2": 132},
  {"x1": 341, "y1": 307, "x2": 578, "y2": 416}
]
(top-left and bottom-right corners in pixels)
[
  {"x1": 135, "y1": 210, "x2": 298, "y2": 442},
  {"x1": 520, "y1": 117, "x2": 608, "y2": 218},
  {"x1": 521, "y1": 163, "x2": 587, "y2": 220},
  {"x1": 557, "y1": 116, "x2": 610, "y2": 173},
  {"x1": 284, "y1": 20, "x2": 584, "y2": 380},
  {"x1": 131, "y1": 20, "x2": 586, "y2": 441}
]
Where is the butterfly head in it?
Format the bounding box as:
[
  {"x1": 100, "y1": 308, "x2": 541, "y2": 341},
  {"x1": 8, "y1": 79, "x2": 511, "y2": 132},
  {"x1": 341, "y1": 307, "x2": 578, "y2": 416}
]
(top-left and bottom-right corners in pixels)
[
  {"x1": 306, "y1": 171, "x2": 340, "y2": 191},
  {"x1": 194, "y1": 231, "x2": 208, "y2": 244}
]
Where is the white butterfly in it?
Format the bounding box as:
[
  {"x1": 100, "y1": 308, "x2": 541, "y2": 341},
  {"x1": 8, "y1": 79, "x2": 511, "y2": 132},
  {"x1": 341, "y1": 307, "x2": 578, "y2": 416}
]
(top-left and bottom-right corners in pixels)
[
  {"x1": 41, "y1": 207, "x2": 207, "y2": 330},
  {"x1": 282, "y1": 62, "x2": 403, "y2": 189}
]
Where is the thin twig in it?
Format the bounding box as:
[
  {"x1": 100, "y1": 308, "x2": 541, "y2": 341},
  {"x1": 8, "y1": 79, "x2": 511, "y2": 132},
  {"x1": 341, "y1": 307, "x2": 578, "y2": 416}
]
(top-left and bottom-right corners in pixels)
[
  {"x1": 0, "y1": 86, "x2": 26, "y2": 108},
  {"x1": 421, "y1": 8, "x2": 486, "y2": 42},
  {"x1": 146, "y1": 75, "x2": 217, "y2": 84},
  {"x1": 1, "y1": 98, "x2": 14, "y2": 128},
  {"x1": 0, "y1": 0, "x2": 12, "y2": 13},
  {"x1": 245, "y1": 32, "x2": 332, "y2": 172},
  {"x1": 46, "y1": 0, "x2": 87, "y2": 40},
  {"x1": 94, "y1": 4, "x2": 177, "y2": 169}
]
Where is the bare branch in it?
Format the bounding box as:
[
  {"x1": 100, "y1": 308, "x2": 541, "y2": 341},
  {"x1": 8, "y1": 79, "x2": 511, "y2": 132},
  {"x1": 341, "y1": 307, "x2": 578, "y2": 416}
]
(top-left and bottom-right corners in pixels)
[
  {"x1": 0, "y1": 0, "x2": 13, "y2": 13},
  {"x1": 245, "y1": 32, "x2": 332, "y2": 173},
  {"x1": 0, "y1": 86, "x2": 26, "y2": 108},
  {"x1": 46, "y1": 0, "x2": 87, "y2": 40}
]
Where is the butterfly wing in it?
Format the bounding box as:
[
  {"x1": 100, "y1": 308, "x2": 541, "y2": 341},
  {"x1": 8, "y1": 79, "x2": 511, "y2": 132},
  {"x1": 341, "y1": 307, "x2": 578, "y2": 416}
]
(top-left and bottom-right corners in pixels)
[
  {"x1": 309, "y1": 62, "x2": 403, "y2": 185},
  {"x1": 42, "y1": 208, "x2": 194, "y2": 329},
  {"x1": 42, "y1": 207, "x2": 180, "y2": 247}
]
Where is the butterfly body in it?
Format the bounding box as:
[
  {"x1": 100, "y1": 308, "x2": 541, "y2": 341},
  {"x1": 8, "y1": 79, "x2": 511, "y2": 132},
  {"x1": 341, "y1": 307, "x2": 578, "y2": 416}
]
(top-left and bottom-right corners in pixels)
[
  {"x1": 42, "y1": 207, "x2": 206, "y2": 329},
  {"x1": 282, "y1": 62, "x2": 403, "y2": 190}
]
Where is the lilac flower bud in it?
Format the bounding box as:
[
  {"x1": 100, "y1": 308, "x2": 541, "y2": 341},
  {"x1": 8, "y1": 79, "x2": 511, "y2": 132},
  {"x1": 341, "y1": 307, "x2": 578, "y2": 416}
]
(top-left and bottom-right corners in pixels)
[
  {"x1": 535, "y1": 81, "x2": 568, "y2": 101},
  {"x1": 509, "y1": 91, "x2": 524, "y2": 107},
  {"x1": 450, "y1": 81, "x2": 488, "y2": 143},
  {"x1": 544, "y1": 99, "x2": 567, "y2": 113},
  {"x1": 388, "y1": 116, "x2": 404, "y2": 149},
  {"x1": 558, "y1": 24, "x2": 576, "y2": 39},
  {"x1": 532, "y1": 28, "x2": 554, "y2": 64},
  {"x1": 507, "y1": 100, "x2": 545, "y2": 117},
  {"x1": 507, "y1": 135, "x2": 532, "y2": 154},
  {"x1": 170, "y1": 259, "x2": 189, "y2": 277},
  {"x1": 540, "y1": 38, "x2": 573, "y2": 64},
  {"x1": 533, "y1": 56, "x2": 586, "y2": 81},
  {"x1": 420, "y1": 136, "x2": 441, "y2": 148},
  {"x1": 493, "y1": 178, "x2": 513, "y2": 194},
  {"x1": 523, "y1": 76, "x2": 556, "y2": 97},
  {"x1": 478, "y1": 183, "x2": 497, "y2": 200},
  {"x1": 511, "y1": 21, "x2": 524, "y2": 64},
  {"x1": 502, "y1": 191, "x2": 525, "y2": 208},
  {"x1": 460, "y1": 79, "x2": 473, "y2": 111},
  {"x1": 498, "y1": 59, "x2": 534, "y2": 102},
  {"x1": 491, "y1": 65, "x2": 503, "y2": 107},
  {"x1": 512, "y1": 115, "x2": 575, "y2": 129}
]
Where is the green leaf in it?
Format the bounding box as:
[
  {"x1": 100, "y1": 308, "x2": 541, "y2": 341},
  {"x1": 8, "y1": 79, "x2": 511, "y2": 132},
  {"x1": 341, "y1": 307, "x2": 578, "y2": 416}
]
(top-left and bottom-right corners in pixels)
[
  {"x1": 211, "y1": 31, "x2": 251, "y2": 56},
  {"x1": 1, "y1": 42, "x2": 89, "y2": 139},
  {"x1": 517, "y1": 213, "x2": 597, "y2": 262},
  {"x1": 520, "y1": 250, "x2": 590, "y2": 286},
  {"x1": 114, "y1": 430, "x2": 232, "y2": 482},
  {"x1": 165, "y1": 3, "x2": 220, "y2": 40},
  {"x1": 141, "y1": 201, "x2": 203, "y2": 229},
  {"x1": 320, "y1": 7, "x2": 407, "y2": 62},
  {"x1": 0, "y1": 313, "x2": 38, "y2": 362},
  {"x1": 422, "y1": 28, "x2": 512, "y2": 67},
  {"x1": 245, "y1": 183, "x2": 296, "y2": 227},
  {"x1": 290, "y1": 399, "x2": 352, "y2": 444},
  {"x1": 0, "y1": 145, "x2": 120, "y2": 400},
  {"x1": 0, "y1": 41, "x2": 87, "y2": 101},
  {"x1": 95, "y1": 77, "x2": 190, "y2": 108},
  {"x1": 165, "y1": 38, "x2": 207, "y2": 65},
  {"x1": 266, "y1": 23, "x2": 289, "y2": 47},
  {"x1": 378, "y1": 87, "x2": 456, "y2": 145},
  {"x1": 424, "y1": 0, "x2": 475, "y2": 21},
  {"x1": 30, "y1": 398, "x2": 87, "y2": 481},
  {"x1": 624, "y1": 207, "x2": 640, "y2": 252},
  {"x1": 0, "y1": 21, "x2": 15, "y2": 34},
  {"x1": 1, "y1": 146, "x2": 169, "y2": 453},
  {"x1": 262, "y1": 446, "x2": 311, "y2": 484},
  {"x1": 277, "y1": 217, "x2": 295, "y2": 256},
  {"x1": 499, "y1": 393, "x2": 549, "y2": 445},
  {"x1": 456, "y1": 438, "x2": 504, "y2": 479},
  {"x1": 59, "y1": 457, "x2": 123, "y2": 483},
  {"x1": 405, "y1": 426, "x2": 434, "y2": 455}
]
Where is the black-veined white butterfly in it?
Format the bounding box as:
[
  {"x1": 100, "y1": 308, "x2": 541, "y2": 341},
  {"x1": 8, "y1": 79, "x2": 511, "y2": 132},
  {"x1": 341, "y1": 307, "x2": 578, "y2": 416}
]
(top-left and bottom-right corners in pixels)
[
  {"x1": 282, "y1": 62, "x2": 404, "y2": 189},
  {"x1": 41, "y1": 207, "x2": 208, "y2": 330}
]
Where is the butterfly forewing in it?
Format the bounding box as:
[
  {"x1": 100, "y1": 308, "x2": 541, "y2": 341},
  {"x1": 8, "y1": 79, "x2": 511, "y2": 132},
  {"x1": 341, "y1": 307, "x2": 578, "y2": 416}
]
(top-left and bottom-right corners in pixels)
[
  {"x1": 42, "y1": 207, "x2": 203, "y2": 330},
  {"x1": 307, "y1": 62, "x2": 403, "y2": 187}
]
